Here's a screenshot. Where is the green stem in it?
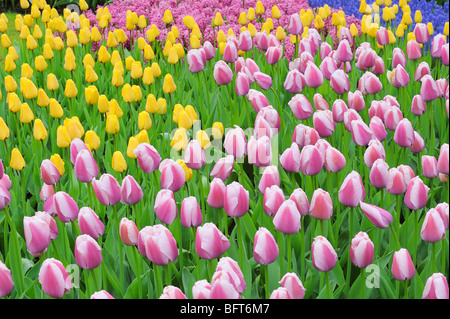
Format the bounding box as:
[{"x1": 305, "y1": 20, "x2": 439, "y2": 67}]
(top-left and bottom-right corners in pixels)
[
  {"x1": 133, "y1": 246, "x2": 143, "y2": 299},
  {"x1": 287, "y1": 234, "x2": 292, "y2": 273},
  {"x1": 325, "y1": 271, "x2": 331, "y2": 299},
  {"x1": 265, "y1": 264, "x2": 270, "y2": 299},
  {"x1": 360, "y1": 267, "x2": 365, "y2": 299}
]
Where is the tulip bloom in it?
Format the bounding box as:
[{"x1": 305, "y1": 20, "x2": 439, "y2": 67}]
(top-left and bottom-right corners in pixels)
[
  {"x1": 350, "y1": 232, "x2": 374, "y2": 268},
  {"x1": 284, "y1": 69, "x2": 305, "y2": 94},
  {"x1": 180, "y1": 196, "x2": 203, "y2": 228},
  {"x1": 359, "y1": 201, "x2": 393, "y2": 229},
  {"x1": 391, "y1": 248, "x2": 415, "y2": 281},
  {"x1": 159, "y1": 159, "x2": 186, "y2": 192},
  {"x1": 253, "y1": 227, "x2": 279, "y2": 265},
  {"x1": 339, "y1": 171, "x2": 366, "y2": 207},
  {"x1": 279, "y1": 272, "x2": 306, "y2": 299},
  {"x1": 92, "y1": 174, "x2": 121, "y2": 206},
  {"x1": 154, "y1": 189, "x2": 178, "y2": 225},
  {"x1": 288, "y1": 94, "x2": 313, "y2": 120},
  {"x1": 210, "y1": 270, "x2": 241, "y2": 299},
  {"x1": 0, "y1": 261, "x2": 13, "y2": 298},
  {"x1": 78, "y1": 207, "x2": 104, "y2": 239},
  {"x1": 184, "y1": 140, "x2": 206, "y2": 170},
  {"x1": 213, "y1": 60, "x2": 233, "y2": 86},
  {"x1": 192, "y1": 280, "x2": 211, "y2": 299},
  {"x1": 420, "y1": 208, "x2": 446, "y2": 243},
  {"x1": 299, "y1": 145, "x2": 324, "y2": 176},
  {"x1": 437, "y1": 144, "x2": 449, "y2": 175},
  {"x1": 422, "y1": 273, "x2": 450, "y2": 299},
  {"x1": 195, "y1": 223, "x2": 230, "y2": 260},
  {"x1": 74, "y1": 149, "x2": 99, "y2": 183},
  {"x1": 364, "y1": 139, "x2": 386, "y2": 168},
  {"x1": 263, "y1": 185, "x2": 285, "y2": 217},
  {"x1": 23, "y1": 215, "x2": 51, "y2": 256},
  {"x1": 311, "y1": 236, "x2": 337, "y2": 272},
  {"x1": 160, "y1": 286, "x2": 187, "y2": 299},
  {"x1": 40, "y1": 159, "x2": 61, "y2": 185},
  {"x1": 134, "y1": 143, "x2": 161, "y2": 174},
  {"x1": 120, "y1": 175, "x2": 143, "y2": 205},
  {"x1": 215, "y1": 257, "x2": 246, "y2": 294},
  {"x1": 258, "y1": 165, "x2": 280, "y2": 194},
  {"x1": 224, "y1": 182, "x2": 249, "y2": 218},
  {"x1": 210, "y1": 155, "x2": 234, "y2": 181},
  {"x1": 309, "y1": 189, "x2": 333, "y2": 220},
  {"x1": 393, "y1": 118, "x2": 415, "y2": 147},
  {"x1": 138, "y1": 224, "x2": 178, "y2": 265},
  {"x1": 280, "y1": 143, "x2": 301, "y2": 173},
  {"x1": 273, "y1": 199, "x2": 301, "y2": 234},
  {"x1": 44, "y1": 191, "x2": 79, "y2": 223},
  {"x1": 330, "y1": 69, "x2": 350, "y2": 95},
  {"x1": 207, "y1": 178, "x2": 226, "y2": 209},
  {"x1": 39, "y1": 258, "x2": 72, "y2": 298}
]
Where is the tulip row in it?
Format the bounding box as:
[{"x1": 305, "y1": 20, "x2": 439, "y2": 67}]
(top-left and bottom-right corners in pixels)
[{"x1": 0, "y1": 0, "x2": 449, "y2": 300}]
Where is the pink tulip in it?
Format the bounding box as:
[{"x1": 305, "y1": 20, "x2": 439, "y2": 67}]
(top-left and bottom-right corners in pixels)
[
  {"x1": 256, "y1": 105, "x2": 280, "y2": 133},
  {"x1": 384, "y1": 95, "x2": 401, "y2": 108},
  {"x1": 309, "y1": 188, "x2": 333, "y2": 220},
  {"x1": 78, "y1": 207, "x2": 104, "y2": 239},
  {"x1": 414, "y1": 61, "x2": 431, "y2": 82},
  {"x1": 406, "y1": 40, "x2": 422, "y2": 60},
  {"x1": 235, "y1": 72, "x2": 250, "y2": 96},
  {"x1": 265, "y1": 45, "x2": 283, "y2": 65},
  {"x1": 442, "y1": 43, "x2": 449, "y2": 66},
  {"x1": 320, "y1": 42, "x2": 332, "y2": 60},
  {"x1": 376, "y1": 27, "x2": 389, "y2": 46},
  {"x1": 0, "y1": 184, "x2": 11, "y2": 211},
  {"x1": 339, "y1": 171, "x2": 366, "y2": 207},
  {"x1": 392, "y1": 248, "x2": 416, "y2": 281},
  {"x1": 187, "y1": 49, "x2": 204, "y2": 73},
  {"x1": 44, "y1": 191, "x2": 79, "y2": 223},
  {"x1": 414, "y1": 23, "x2": 430, "y2": 44},
  {"x1": 359, "y1": 201, "x2": 393, "y2": 229},
  {"x1": 35, "y1": 211, "x2": 58, "y2": 240},
  {"x1": 159, "y1": 285, "x2": 187, "y2": 299},
  {"x1": 235, "y1": 57, "x2": 246, "y2": 73},
  {"x1": 435, "y1": 203, "x2": 449, "y2": 230},
  {"x1": 288, "y1": 13, "x2": 303, "y2": 35},
  {"x1": 279, "y1": 272, "x2": 306, "y2": 299},
  {"x1": 253, "y1": 72, "x2": 272, "y2": 90},
  {"x1": 280, "y1": 142, "x2": 301, "y2": 173},
  {"x1": 292, "y1": 124, "x2": 320, "y2": 148},
  {"x1": 74, "y1": 234, "x2": 102, "y2": 270},
  {"x1": 369, "y1": 159, "x2": 389, "y2": 189},
  {"x1": 270, "y1": 287, "x2": 291, "y2": 299},
  {"x1": 343, "y1": 109, "x2": 363, "y2": 131},
  {"x1": 437, "y1": 143, "x2": 449, "y2": 175},
  {"x1": 154, "y1": 189, "x2": 178, "y2": 225},
  {"x1": 313, "y1": 110, "x2": 335, "y2": 138},
  {"x1": 335, "y1": 39, "x2": 353, "y2": 62},
  {"x1": 39, "y1": 258, "x2": 72, "y2": 298},
  {"x1": 409, "y1": 131, "x2": 425, "y2": 153},
  {"x1": 247, "y1": 135, "x2": 272, "y2": 167},
  {"x1": 210, "y1": 270, "x2": 241, "y2": 299},
  {"x1": 332, "y1": 99, "x2": 349, "y2": 123},
  {"x1": 404, "y1": 176, "x2": 430, "y2": 210},
  {"x1": 347, "y1": 90, "x2": 365, "y2": 112},
  {"x1": 74, "y1": 149, "x2": 99, "y2": 183},
  {"x1": 184, "y1": 140, "x2": 206, "y2": 170},
  {"x1": 192, "y1": 280, "x2": 211, "y2": 299},
  {"x1": 213, "y1": 60, "x2": 233, "y2": 86},
  {"x1": 247, "y1": 89, "x2": 269, "y2": 113},
  {"x1": 224, "y1": 126, "x2": 247, "y2": 159},
  {"x1": 92, "y1": 173, "x2": 122, "y2": 206},
  {"x1": 320, "y1": 56, "x2": 338, "y2": 80},
  {"x1": 91, "y1": 290, "x2": 115, "y2": 299},
  {"x1": 180, "y1": 196, "x2": 202, "y2": 228},
  {"x1": 24, "y1": 215, "x2": 51, "y2": 256},
  {"x1": 351, "y1": 119, "x2": 373, "y2": 146},
  {"x1": 299, "y1": 144, "x2": 324, "y2": 176},
  {"x1": 299, "y1": 37, "x2": 314, "y2": 56},
  {"x1": 350, "y1": 232, "x2": 374, "y2": 268},
  {"x1": 369, "y1": 100, "x2": 388, "y2": 120},
  {"x1": 134, "y1": 142, "x2": 161, "y2": 175},
  {"x1": 40, "y1": 159, "x2": 61, "y2": 185},
  {"x1": 391, "y1": 64, "x2": 410, "y2": 88},
  {"x1": 392, "y1": 47, "x2": 407, "y2": 68},
  {"x1": 369, "y1": 116, "x2": 388, "y2": 142},
  {"x1": 364, "y1": 139, "x2": 386, "y2": 168},
  {"x1": 253, "y1": 227, "x2": 279, "y2": 265},
  {"x1": 159, "y1": 159, "x2": 186, "y2": 192},
  {"x1": 431, "y1": 34, "x2": 446, "y2": 58},
  {"x1": 315, "y1": 139, "x2": 331, "y2": 159},
  {"x1": 411, "y1": 95, "x2": 427, "y2": 115},
  {"x1": 398, "y1": 164, "x2": 415, "y2": 185},
  {"x1": 313, "y1": 93, "x2": 329, "y2": 111},
  {"x1": 207, "y1": 178, "x2": 226, "y2": 209},
  {"x1": 70, "y1": 138, "x2": 89, "y2": 165},
  {"x1": 358, "y1": 71, "x2": 383, "y2": 95},
  {"x1": 138, "y1": 224, "x2": 178, "y2": 265},
  {"x1": 304, "y1": 62, "x2": 323, "y2": 88},
  {"x1": 263, "y1": 185, "x2": 285, "y2": 217},
  {"x1": 324, "y1": 146, "x2": 346, "y2": 173},
  {"x1": 358, "y1": 48, "x2": 377, "y2": 69},
  {"x1": 238, "y1": 30, "x2": 252, "y2": 52},
  {"x1": 120, "y1": 175, "x2": 143, "y2": 205},
  {"x1": 240, "y1": 66, "x2": 255, "y2": 84},
  {"x1": 420, "y1": 74, "x2": 440, "y2": 102},
  {"x1": 284, "y1": 69, "x2": 305, "y2": 94},
  {"x1": 195, "y1": 223, "x2": 230, "y2": 260},
  {"x1": 258, "y1": 165, "x2": 280, "y2": 194},
  {"x1": 372, "y1": 56, "x2": 385, "y2": 75},
  {"x1": 421, "y1": 208, "x2": 446, "y2": 243},
  {"x1": 255, "y1": 31, "x2": 269, "y2": 51},
  {"x1": 215, "y1": 256, "x2": 246, "y2": 294},
  {"x1": 0, "y1": 173, "x2": 11, "y2": 191},
  {"x1": 436, "y1": 78, "x2": 448, "y2": 98},
  {"x1": 210, "y1": 155, "x2": 234, "y2": 181},
  {"x1": 119, "y1": 217, "x2": 139, "y2": 246},
  {"x1": 224, "y1": 181, "x2": 249, "y2": 218},
  {"x1": 394, "y1": 118, "x2": 415, "y2": 147},
  {"x1": 288, "y1": 94, "x2": 313, "y2": 120},
  {"x1": 330, "y1": 69, "x2": 350, "y2": 95},
  {"x1": 202, "y1": 41, "x2": 215, "y2": 60},
  {"x1": 0, "y1": 260, "x2": 13, "y2": 298},
  {"x1": 422, "y1": 155, "x2": 439, "y2": 178},
  {"x1": 223, "y1": 41, "x2": 238, "y2": 63},
  {"x1": 386, "y1": 167, "x2": 407, "y2": 195},
  {"x1": 422, "y1": 273, "x2": 450, "y2": 299},
  {"x1": 384, "y1": 105, "x2": 404, "y2": 131},
  {"x1": 288, "y1": 188, "x2": 309, "y2": 217},
  {"x1": 311, "y1": 235, "x2": 337, "y2": 272},
  {"x1": 273, "y1": 199, "x2": 301, "y2": 234}
]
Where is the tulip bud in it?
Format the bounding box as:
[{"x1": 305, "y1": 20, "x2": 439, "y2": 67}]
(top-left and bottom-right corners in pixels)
[
  {"x1": 159, "y1": 159, "x2": 186, "y2": 192},
  {"x1": 74, "y1": 149, "x2": 98, "y2": 183},
  {"x1": 39, "y1": 258, "x2": 72, "y2": 298},
  {"x1": 210, "y1": 155, "x2": 234, "y2": 181},
  {"x1": 119, "y1": 217, "x2": 139, "y2": 246},
  {"x1": 273, "y1": 199, "x2": 301, "y2": 234},
  {"x1": 224, "y1": 182, "x2": 249, "y2": 218},
  {"x1": 195, "y1": 223, "x2": 230, "y2": 260},
  {"x1": 154, "y1": 189, "x2": 178, "y2": 225},
  {"x1": 253, "y1": 227, "x2": 279, "y2": 265},
  {"x1": 78, "y1": 207, "x2": 104, "y2": 239},
  {"x1": 133, "y1": 143, "x2": 161, "y2": 175},
  {"x1": 288, "y1": 94, "x2": 313, "y2": 120},
  {"x1": 420, "y1": 208, "x2": 446, "y2": 243},
  {"x1": 422, "y1": 273, "x2": 450, "y2": 299},
  {"x1": 391, "y1": 248, "x2": 415, "y2": 281},
  {"x1": 299, "y1": 145, "x2": 324, "y2": 176},
  {"x1": 339, "y1": 171, "x2": 366, "y2": 207},
  {"x1": 309, "y1": 188, "x2": 333, "y2": 220},
  {"x1": 180, "y1": 196, "x2": 203, "y2": 228},
  {"x1": 207, "y1": 178, "x2": 226, "y2": 209},
  {"x1": 311, "y1": 236, "x2": 337, "y2": 272},
  {"x1": 0, "y1": 260, "x2": 14, "y2": 298},
  {"x1": 138, "y1": 224, "x2": 178, "y2": 265},
  {"x1": 350, "y1": 232, "x2": 374, "y2": 268},
  {"x1": 280, "y1": 143, "x2": 301, "y2": 173},
  {"x1": 437, "y1": 143, "x2": 449, "y2": 175}
]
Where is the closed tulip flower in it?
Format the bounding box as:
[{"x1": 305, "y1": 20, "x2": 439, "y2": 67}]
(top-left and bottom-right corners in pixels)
[
  {"x1": 320, "y1": 56, "x2": 338, "y2": 80},
  {"x1": 284, "y1": 69, "x2": 305, "y2": 94},
  {"x1": 180, "y1": 196, "x2": 202, "y2": 228},
  {"x1": 265, "y1": 45, "x2": 283, "y2": 65},
  {"x1": 386, "y1": 167, "x2": 407, "y2": 195},
  {"x1": 359, "y1": 201, "x2": 393, "y2": 229},
  {"x1": 299, "y1": 145, "x2": 324, "y2": 176},
  {"x1": 224, "y1": 126, "x2": 247, "y2": 159},
  {"x1": 0, "y1": 260, "x2": 13, "y2": 298},
  {"x1": 224, "y1": 182, "x2": 249, "y2": 218},
  {"x1": 213, "y1": 60, "x2": 233, "y2": 86},
  {"x1": 420, "y1": 74, "x2": 440, "y2": 102},
  {"x1": 195, "y1": 223, "x2": 230, "y2": 260},
  {"x1": 422, "y1": 273, "x2": 449, "y2": 299},
  {"x1": 393, "y1": 118, "x2": 415, "y2": 147},
  {"x1": 0, "y1": 183, "x2": 11, "y2": 211},
  {"x1": 273, "y1": 199, "x2": 301, "y2": 234},
  {"x1": 74, "y1": 149, "x2": 98, "y2": 183},
  {"x1": 406, "y1": 40, "x2": 422, "y2": 60},
  {"x1": 138, "y1": 224, "x2": 178, "y2": 265},
  {"x1": 133, "y1": 142, "x2": 161, "y2": 174},
  {"x1": 253, "y1": 227, "x2": 279, "y2": 265},
  {"x1": 339, "y1": 171, "x2": 366, "y2": 207},
  {"x1": 280, "y1": 142, "x2": 301, "y2": 173},
  {"x1": 288, "y1": 94, "x2": 313, "y2": 120},
  {"x1": 78, "y1": 207, "x2": 104, "y2": 239},
  {"x1": 44, "y1": 191, "x2": 79, "y2": 223},
  {"x1": 350, "y1": 119, "x2": 373, "y2": 146},
  {"x1": 23, "y1": 215, "x2": 51, "y2": 256},
  {"x1": 187, "y1": 49, "x2": 204, "y2": 73},
  {"x1": 192, "y1": 280, "x2": 211, "y2": 299},
  {"x1": 159, "y1": 159, "x2": 186, "y2": 192},
  {"x1": 421, "y1": 208, "x2": 446, "y2": 243},
  {"x1": 437, "y1": 143, "x2": 449, "y2": 175},
  {"x1": 235, "y1": 72, "x2": 250, "y2": 96},
  {"x1": 74, "y1": 234, "x2": 102, "y2": 270},
  {"x1": 330, "y1": 69, "x2": 350, "y2": 95},
  {"x1": 184, "y1": 140, "x2": 206, "y2": 170},
  {"x1": 154, "y1": 189, "x2": 178, "y2": 225},
  {"x1": 210, "y1": 155, "x2": 234, "y2": 181},
  {"x1": 120, "y1": 175, "x2": 143, "y2": 205},
  {"x1": 336, "y1": 39, "x2": 353, "y2": 62},
  {"x1": 253, "y1": 72, "x2": 272, "y2": 91},
  {"x1": 279, "y1": 272, "x2": 306, "y2": 299},
  {"x1": 332, "y1": 99, "x2": 349, "y2": 123},
  {"x1": 404, "y1": 176, "x2": 430, "y2": 211},
  {"x1": 313, "y1": 110, "x2": 335, "y2": 138},
  {"x1": 10, "y1": 148, "x2": 25, "y2": 171},
  {"x1": 39, "y1": 258, "x2": 72, "y2": 298},
  {"x1": 391, "y1": 248, "x2": 415, "y2": 281},
  {"x1": 210, "y1": 270, "x2": 241, "y2": 299},
  {"x1": 119, "y1": 217, "x2": 139, "y2": 246},
  {"x1": 422, "y1": 155, "x2": 438, "y2": 178},
  {"x1": 263, "y1": 185, "x2": 285, "y2": 217},
  {"x1": 358, "y1": 71, "x2": 383, "y2": 95},
  {"x1": 309, "y1": 188, "x2": 333, "y2": 220},
  {"x1": 350, "y1": 232, "x2": 374, "y2": 268},
  {"x1": 207, "y1": 178, "x2": 226, "y2": 209},
  {"x1": 324, "y1": 146, "x2": 346, "y2": 173},
  {"x1": 223, "y1": 41, "x2": 238, "y2": 63},
  {"x1": 311, "y1": 236, "x2": 337, "y2": 272},
  {"x1": 364, "y1": 139, "x2": 386, "y2": 168},
  {"x1": 91, "y1": 173, "x2": 121, "y2": 206},
  {"x1": 288, "y1": 13, "x2": 303, "y2": 35},
  {"x1": 40, "y1": 159, "x2": 61, "y2": 185},
  {"x1": 414, "y1": 23, "x2": 430, "y2": 44},
  {"x1": 292, "y1": 124, "x2": 319, "y2": 149},
  {"x1": 258, "y1": 165, "x2": 280, "y2": 194}
]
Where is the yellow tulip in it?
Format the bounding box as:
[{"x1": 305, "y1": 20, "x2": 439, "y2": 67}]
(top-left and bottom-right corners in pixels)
[
  {"x1": 157, "y1": 98, "x2": 167, "y2": 115},
  {"x1": 0, "y1": 117, "x2": 10, "y2": 140},
  {"x1": 170, "y1": 128, "x2": 189, "y2": 151},
  {"x1": 33, "y1": 119, "x2": 48, "y2": 141},
  {"x1": 112, "y1": 69, "x2": 124, "y2": 87},
  {"x1": 315, "y1": 15, "x2": 324, "y2": 29},
  {"x1": 27, "y1": 35, "x2": 38, "y2": 51},
  {"x1": 131, "y1": 61, "x2": 143, "y2": 79},
  {"x1": 183, "y1": 15, "x2": 196, "y2": 29},
  {"x1": 49, "y1": 98, "x2": 64, "y2": 118},
  {"x1": 388, "y1": 30, "x2": 396, "y2": 44},
  {"x1": 163, "y1": 10, "x2": 173, "y2": 24},
  {"x1": 173, "y1": 104, "x2": 184, "y2": 123},
  {"x1": 47, "y1": 73, "x2": 59, "y2": 91},
  {"x1": 64, "y1": 79, "x2": 78, "y2": 98},
  {"x1": 350, "y1": 23, "x2": 359, "y2": 37},
  {"x1": 239, "y1": 12, "x2": 247, "y2": 26},
  {"x1": 97, "y1": 46, "x2": 111, "y2": 63},
  {"x1": 4, "y1": 55, "x2": 16, "y2": 73},
  {"x1": 33, "y1": 25, "x2": 43, "y2": 39},
  {"x1": 112, "y1": 151, "x2": 127, "y2": 173},
  {"x1": 43, "y1": 43, "x2": 54, "y2": 60},
  {"x1": 272, "y1": 5, "x2": 281, "y2": 19},
  {"x1": 0, "y1": 18, "x2": 7, "y2": 33},
  {"x1": 185, "y1": 105, "x2": 198, "y2": 124},
  {"x1": 255, "y1": 1, "x2": 265, "y2": 15},
  {"x1": 8, "y1": 93, "x2": 22, "y2": 113},
  {"x1": 66, "y1": 30, "x2": 78, "y2": 47},
  {"x1": 414, "y1": 10, "x2": 422, "y2": 24},
  {"x1": 275, "y1": 26, "x2": 286, "y2": 41},
  {"x1": 35, "y1": 55, "x2": 48, "y2": 72},
  {"x1": 107, "y1": 31, "x2": 118, "y2": 47},
  {"x1": 10, "y1": 148, "x2": 25, "y2": 171},
  {"x1": 127, "y1": 136, "x2": 139, "y2": 159},
  {"x1": 144, "y1": 44, "x2": 155, "y2": 61},
  {"x1": 138, "y1": 15, "x2": 147, "y2": 29},
  {"x1": 107, "y1": 99, "x2": 123, "y2": 118},
  {"x1": 132, "y1": 85, "x2": 142, "y2": 102},
  {"x1": 178, "y1": 109, "x2": 193, "y2": 130},
  {"x1": 212, "y1": 122, "x2": 224, "y2": 139},
  {"x1": 79, "y1": 27, "x2": 91, "y2": 44},
  {"x1": 110, "y1": 50, "x2": 122, "y2": 67},
  {"x1": 427, "y1": 22, "x2": 434, "y2": 36},
  {"x1": 137, "y1": 37, "x2": 147, "y2": 51},
  {"x1": 106, "y1": 114, "x2": 120, "y2": 135},
  {"x1": 163, "y1": 74, "x2": 176, "y2": 94},
  {"x1": 57, "y1": 125, "x2": 71, "y2": 148},
  {"x1": 91, "y1": 26, "x2": 102, "y2": 42},
  {"x1": 142, "y1": 67, "x2": 154, "y2": 86},
  {"x1": 121, "y1": 84, "x2": 135, "y2": 103},
  {"x1": 146, "y1": 28, "x2": 157, "y2": 43},
  {"x1": 138, "y1": 111, "x2": 152, "y2": 130},
  {"x1": 145, "y1": 94, "x2": 158, "y2": 114},
  {"x1": 135, "y1": 130, "x2": 150, "y2": 144},
  {"x1": 49, "y1": 154, "x2": 65, "y2": 176},
  {"x1": 196, "y1": 130, "x2": 211, "y2": 149},
  {"x1": 190, "y1": 34, "x2": 201, "y2": 49},
  {"x1": 20, "y1": 103, "x2": 34, "y2": 124},
  {"x1": 4, "y1": 75, "x2": 17, "y2": 93},
  {"x1": 80, "y1": 0, "x2": 89, "y2": 10},
  {"x1": 177, "y1": 159, "x2": 192, "y2": 182},
  {"x1": 168, "y1": 47, "x2": 179, "y2": 64},
  {"x1": 247, "y1": 23, "x2": 257, "y2": 37},
  {"x1": 64, "y1": 49, "x2": 76, "y2": 72},
  {"x1": 213, "y1": 12, "x2": 224, "y2": 27},
  {"x1": 1, "y1": 34, "x2": 12, "y2": 48},
  {"x1": 37, "y1": 88, "x2": 49, "y2": 107},
  {"x1": 85, "y1": 85, "x2": 99, "y2": 105},
  {"x1": 21, "y1": 78, "x2": 38, "y2": 100},
  {"x1": 64, "y1": 117, "x2": 84, "y2": 140},
  {"x1": 125, "y1": 56, "x2": 135, "y2": 71}
]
